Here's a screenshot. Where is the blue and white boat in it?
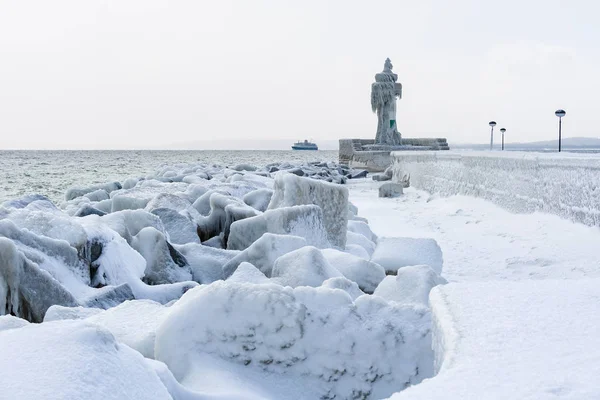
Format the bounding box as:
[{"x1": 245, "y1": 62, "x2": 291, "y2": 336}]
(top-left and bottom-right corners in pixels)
[{"x1": 292, "y1": 139, "x2": 318, "y2": 151}]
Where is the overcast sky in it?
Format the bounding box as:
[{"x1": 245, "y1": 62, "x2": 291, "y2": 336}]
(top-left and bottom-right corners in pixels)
[{"x1": 0, "y1": 0, "x2": 599, "y2": 149}]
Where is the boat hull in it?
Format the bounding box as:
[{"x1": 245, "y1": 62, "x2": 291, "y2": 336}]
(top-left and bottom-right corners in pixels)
[{"x1": 292, "y1": 146, "x2": 318, "y2": 151}]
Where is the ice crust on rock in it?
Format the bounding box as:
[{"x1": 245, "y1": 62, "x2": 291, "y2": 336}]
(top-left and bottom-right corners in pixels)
[
  {"x1": 271, "y1": 246, "x2": 343, "y2": 288},
  {"x1": 222, "y1": 233, "x2": 307, "y2": 278},
  {"x1": 374, "y1": 265, "x2": 447, "y2": 307},
  {"x1": 227, "y1": 261, "x2": 271, "y2": 284},
  {"x1": 321, "y1": 277, "x2": 364, "y2": 300},
  {"x1": 243, "y1": 188, "x2": 274, "y2": 212},
  {"x1": 65, "y1": 181, "x2": 122, "y2": 201},
  {"x1": 347, "y1": 230, "x2": 377, "y2": 257},
  {"x1": 371, "y1": 237, "x2": 443, "y2": 275},
  {"x1": 227, "y1": 205, "x2": 330, "y2": 250},
  {"x1": 155, "y1": 281, "x2": 433, "y2": 400},
  {"x1": 174, "y1": 243, "x2": 239, "y2": 284},
  {"x1": 268, "y1": 173, "x2": 349, "y2": 248},
  {"x1": 321, "y1": 248, "x2": 385, "y2": 293}
]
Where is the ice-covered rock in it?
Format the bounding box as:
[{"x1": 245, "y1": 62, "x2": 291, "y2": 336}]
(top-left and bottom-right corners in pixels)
[
  {"x1": 379, "y1": 182, "x2": 404, "y2": 198},
  {"x1": 228, "y1": 205, "x2": 329, "y2": 250},
  {"x1": 155, "y1": 281, "x2": 432, "y2": 400},
  {"x1": 348, "y1": 219, "x2": 378, "y2": 243},
  {"x1": 44, "y1": 305, "x2": 104, "y2": 321},
  {"x1": 347, "y1": 230, "x2": 377, "y2": 256},
  {"x1": 91, "y1": 209, "x2": 166, "y2": 244},
  {"x1": 81, "y1": 283, "x2": 135, "y2": 309},
  {"x1": 65, "y1": 181, "x2": 122, "y2": 201},
  {"x1": 197, "y1": 193, "x2": 259, "y2": 243},
  {"x1": 151, "y1": 208, "x2": 200, "y2": 244},
  {"x1": 84, "y1": 189, "x2": 110, "y2": 202},
  {"x1": 371, "y1": 237, "x2": 443, "y2": 275},
  {"x1": 0, "y1": 237, "x2": 79, "y2": 322},
  {"x1": 374, "y1": 265, "x2": 447, "y2": 307},
  {"x1": 321, "y1": 277, "x2": 364, "y2": 300},
  {"x1": 131, "y1": 227, "x2": 192, "y2": 285},
  {"x1": 345, "y1": 243, "x2": 371, "y2": 260},
  {"x1": 243, "y1": 188, "x2": 273, "y2": 212},
  {"x1": 0, "y1": 320, "x2": 173, "y2": 400},
  {"x1": 321, "y1": 248, "x2": 385, "y2": 293},
  {"x1": 227, "y1": 261, "x2": 271, "y2": 284},
  {"x1": 222, "y1": 233, "x2": 307, "y2": 278},
  {"x1": 268, "y1": 173, "x2": 349, "y2": 248},
  {"x1": 175, "y1": 242, "x2": 239, "y2": 284},
  {"x1": 271, "y1": 246, "x2": 343, "y2": 288}
]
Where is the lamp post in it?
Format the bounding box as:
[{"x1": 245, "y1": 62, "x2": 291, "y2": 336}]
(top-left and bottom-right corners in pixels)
[
  {"x1": 489, "y1": 121, "x2": 497, "y2": 150},
  {"x1": 500, "y1": 128, "x2": 506, "y2": 150},
  {"x1": 555, "y1": 109, "x2": 566, "y2": 152}
]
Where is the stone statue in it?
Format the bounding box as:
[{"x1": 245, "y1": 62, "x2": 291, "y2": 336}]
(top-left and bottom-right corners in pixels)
[{"x1": 371, "y1": 58, "x2": 402, "y2": 145}]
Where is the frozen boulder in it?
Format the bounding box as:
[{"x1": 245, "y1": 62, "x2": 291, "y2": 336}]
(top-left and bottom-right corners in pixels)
[
  {"x1": 3, "y1": 194, "x2": 55, "y2": 210},
  {"x1": 374, "y1": 265, "x2": 447, "y2": 307},
  {"x1": 74, "y1": 204, "x2": 106, "y2": 217},
  {"x1": 93, "y1": 209, "x2": 166, "y2": 244},
  {"x1": 155, "y1": 281, "x2": 432, "y2": 400},
  {"x1": 44, "y1": 305, "x2": 104, "y2": 322},
  {"x1": 243, "y1": 188, "x2": 273, "y2": 212},
  {"x1": 347, "y1": 230, "x2": 377, "y2": 257},
  {"x1": 0, "y1": 237, "x2": 79, "y2": 322},
  {"x1": 321, "y1": 248, "x2": 385, "y2": 294},
  {"x1": 84, "y1": 189, "x2": 110, "y2": 202},
  {"x1": 131, "y1": 227, "x2": 193, "y2": 285},
  {"x1": 222, "y1": 233, "x2": 307, "y2": 278},
  {"x1": 197, "y1": 193, "x2": 259, "y2": 243},
  {"x1": 80, "y1": 283, "x2": 135, "y2": 309},
  {"x1": 347, "y1": 219, "x2": 377, "y2": 243},
  {"x1": 321, "y1": 277, "x2": 364, "y2": 300},
  {"x1": 268, "y1": 173, "x2": 349, "y2": 248},
  {"x1": 151, "y1": 208, "x2": 200, "y2": 244},
  {"x1": 0, "y1": 320, "x2": 173, "y2": 400},
  {"x1": 233, "y1": 163, "x2": 257, "y2": 172},
  {"x1": 271, "y1": 246, "x2": 343, "y2": 288},
  {"x1": 65, "y1": 181, "x2": 122, "y2": 201},
  {"x1": 371, "y1": 237, "x2": 444, "y2": 275},
  {"x1": 227, "y1": 261, "x2": 271, "y2": 284},
  {"x1": 379, "y1": 182, "x2": 404, "y2": 198},
  {"x1": 344, "y1": 243, "x2": 371, "y2": 260},
  {"x1": 175, "y1": 243, "x2": 239, "y2": 284},
  {"x1": 227, "y1": 205, "x2": 329, "y2": 250}
]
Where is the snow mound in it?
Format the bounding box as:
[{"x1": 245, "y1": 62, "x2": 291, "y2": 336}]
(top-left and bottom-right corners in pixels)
[
  {"x1": 0, "y1": 315, "x2": 29, "y2": 332},
  {"x1": 321, "y1": 248, "x2": 385, "y2": 293},
  {"x1": 155, "y1": 281, "x2": 433, "y2": 400},
  {"x1": 347, "y1": 230, "x2": 377, "y2": 256},
  {"x1": 271, "y1": 246, "x2": 343, "y2": 288},
  {"x1": 374, "y1": 265, "x2": 447, "y2": 307},
  {"x1": 371, "y1": 237, "x2": 443, "y2": 275},
  {"x1": 227, "y1": 261, "x2": 271, "y2": 284},
  {"x1": 227, "y1": 205, "x2": 330, "y2": 250},
  {"x1": 321, "y1": 277, "x2": 364, "y2": 300},
  {"x1": 0, "y1": 320, "x2": 172, "y2": 400},
  {"x1": 268, "y1": 173, "x2": 349, "y2": 248}
]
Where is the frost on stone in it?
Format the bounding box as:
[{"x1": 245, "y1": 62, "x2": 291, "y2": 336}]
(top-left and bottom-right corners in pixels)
[
  {"x1": 174, "y1": 242, "x2": 239, "y2": 284},
  {"x1": 268, "y1": 173, "x2": 349, "y2": 248},
  {"x1": 371, "y1": 237, "x2": 443, "y2": 275},
  {"x1": 155, "y1": 281, "x2": 433, "y2": 400},
  {"x1": 227, "y1": 205, "x2": 329, "y2": 251},
  {"x1": 243, "y1": 188, "x2": 274, "y2": 212},
  {"x1": 271, "y1": 246, "x2": 343, "y2": 288},
  {"x1": 222, "y1": 233, "x2": 307, "y2": 278},
  {"x1": 374, "y1": 265, "x2": 447, "y2": 307},
  {"x1": 321, "y1": 248, "x2": 385, "y2": 294},
  {"x1": 196, "y1": 193, "x2": 259, "y2": 243}
]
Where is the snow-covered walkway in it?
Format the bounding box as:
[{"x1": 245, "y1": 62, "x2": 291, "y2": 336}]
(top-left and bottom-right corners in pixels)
[
  {"x1": 349, "y1": 180, "x2": 600, "y2": 283},
  {"x1": 349, "y1": 179, "x2": 600, "y2": 399}
]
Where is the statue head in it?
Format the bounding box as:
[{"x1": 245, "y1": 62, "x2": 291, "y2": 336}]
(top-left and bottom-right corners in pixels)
[{"x1": 384, "y1": 58, "x2": 393, "y2": 72}]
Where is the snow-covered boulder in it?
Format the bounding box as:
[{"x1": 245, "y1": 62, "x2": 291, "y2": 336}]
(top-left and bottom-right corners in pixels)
[
  {"x1": 175, "y1": 243, "x2": 239, "y2": 284},
  {"x1": 155, "y1": 281, "x2": 433, "y2": 400},
  {"x1": 374, "y1": 265, "x2": 447, "y2": 307},
  {"x1": 150, "y1": 208, "x2": 200, "y2": 244},
  {"x1": 0, "y1": 320, "x2": 173, "y2": 400},
  {"x1": 131, "y1": 227, "x2": 192, "y2": 285},
  {"x1": 196, "y1": 193, "x2": 259, "y2": 243},
  {"x1": 65, "y1": 181, "x2": 122, "y2": 201},
  {"x1": 348, "y1": 219, "x2": 378, "y2": 243},
  {"x1": 92, "y1": 209, "x2": 166, "y2": 244},
  {"x1": 222, "y1": 233, "x2": 307, "y2": 278},
  {"x1": 268, "y1": 173, "x2": 349, "y2": 248},
  {"x1": 347, "y1": 230, "x2": 377, "y2": 256},
  {"x1": 371, "y1": 237, "x2": 443, "y2": 275},
  {"x1": 379, "y1": 182, "x2": 404, "y2": 198},
  {"x1": 321, "y1": 277, "x2": 364, "y2": 300},
  {"x1": 271, "y1": 246, "x2": 343, "y2": 288},
  {"x1": 227, "y1": 262, "x2": 271, "y2": 284},
  {"x1": 227, "y1": 205, "x2": 329, "y2": 250},
  {"x1": 321, "y1": 248, "x2": 385, "y2": 293},
  {"x1": 243, "y1": 188, "x2": 273, "y2": 212}
]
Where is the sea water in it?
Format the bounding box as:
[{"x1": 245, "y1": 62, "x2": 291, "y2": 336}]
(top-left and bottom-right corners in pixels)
[{"x1": 0, "y1": 150, "x2": 338, "y2": 204}]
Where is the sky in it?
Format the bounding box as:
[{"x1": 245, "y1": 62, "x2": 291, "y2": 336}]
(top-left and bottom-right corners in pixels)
[{"x1": 0, "y1": 0, "x2": 599, "y2": 150}]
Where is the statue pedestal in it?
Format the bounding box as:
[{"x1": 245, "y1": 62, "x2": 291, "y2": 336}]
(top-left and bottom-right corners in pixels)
[{"x1": 339, "y1": 138, "x2": 450, "y2": 172}]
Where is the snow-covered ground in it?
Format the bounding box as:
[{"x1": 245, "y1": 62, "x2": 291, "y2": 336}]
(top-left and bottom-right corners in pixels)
[{"x1": 347, "y1": 179, "x2": 600, "y2": 399}]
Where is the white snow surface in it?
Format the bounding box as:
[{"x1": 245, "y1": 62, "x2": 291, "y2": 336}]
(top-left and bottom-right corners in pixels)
[
  {"x1": 370, "y1": 237, "x2": 443, "y2": 275},
  {"x1": 0, "y1": 320, "x2": 172, "y2": 400},
  {"x1": 155, "y1": 281, "x2": 433, "y2": 400},
  {"x1": 389, "y1": 280, "x2": 600, "y2": 400},
  {"x1": 373, "y1": 265, "x2": 447, "y2": 307}
]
